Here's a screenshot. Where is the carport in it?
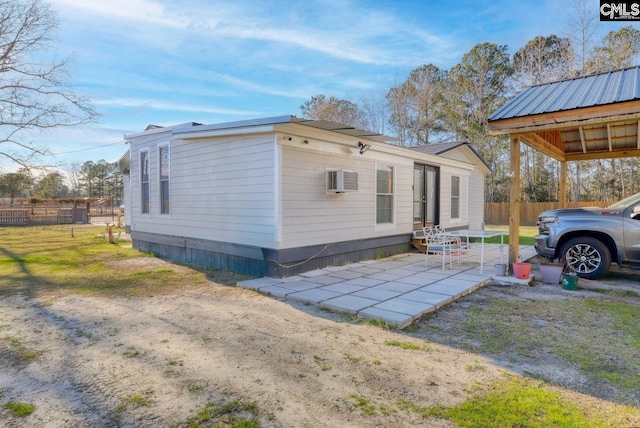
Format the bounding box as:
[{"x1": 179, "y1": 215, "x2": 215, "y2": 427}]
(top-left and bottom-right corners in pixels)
[{"x1": 487, "y1": 65, "x2": 640, "y2": 264}]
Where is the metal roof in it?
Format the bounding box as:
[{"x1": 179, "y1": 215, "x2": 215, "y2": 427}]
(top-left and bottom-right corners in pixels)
[
  {"x1": 408, "y1": 142, "x2": 490, "y2": 171},
  {"x1": 487, "y1": 65, "x2": 640, "y2": 162},
  {"x1": 489, "y1": 65, "x2": 640, "y2": 121},
  {"x1": 168, "y1": 115, "x2": 397, "y2": 143},
  {"x1": 407, "y1": 141, "x2": 468, "y2": 155}
]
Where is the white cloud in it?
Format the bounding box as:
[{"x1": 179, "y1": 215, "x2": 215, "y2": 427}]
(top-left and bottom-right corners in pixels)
[
  {"x1": 212, "y1": 23, "x2": 387, "y2": 65},
  {"x1": 51, "y1": 0, "x2": 189, "y2": 28},
  {"x1": 93, "y1": 98, "x2": 261, "y2": 116},
  {"x1": 53, "y1": 0, "x2": 452, "y2": 68},
  {"x1": 208, "y1": 73, "x2": 310, "y2": 99}
]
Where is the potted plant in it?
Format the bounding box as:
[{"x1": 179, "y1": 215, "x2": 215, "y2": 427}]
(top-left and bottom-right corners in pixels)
[
  {"x1": 539, "y1": 257, "x2": 565, "y2": 284},
  {"x1": 512, "y1": 258, "x2": 532, "y2": 279}
]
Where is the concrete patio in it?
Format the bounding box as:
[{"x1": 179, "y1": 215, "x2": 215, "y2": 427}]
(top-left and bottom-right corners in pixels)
[{"x1": 238, "y1": 244, "x2": 537, "y2": 328}]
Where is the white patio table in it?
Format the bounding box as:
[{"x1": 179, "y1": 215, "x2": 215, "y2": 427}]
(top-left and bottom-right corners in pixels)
[{"x1": 437, "y1": 230, "x2": 505, "y2": 274}]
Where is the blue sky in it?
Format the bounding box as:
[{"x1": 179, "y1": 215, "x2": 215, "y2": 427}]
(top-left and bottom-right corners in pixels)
[{"x1": 4, "y1": 0, "x2": 630, "y2": 171}]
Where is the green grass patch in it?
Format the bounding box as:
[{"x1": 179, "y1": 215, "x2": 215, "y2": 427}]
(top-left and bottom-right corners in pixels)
[
  {"x1": 129, "y1": 268, "x2": 174, "y2": 276},
  {"x1": 1, "y1": 335, "x2": 40, "y2": 364},
  {"x1": 125, "y1": 394, "x2": 151, "y2": 407},
  {"x1": 398, "y1": 377, "x2": 638, "y2": 427},
  {"x1": 345, "y1": 395, "x2": 395, "y2": 417},
  {"x1": 3, "y1": 401, "x2": 35, "y2": 417},
  {"x1": 343, "y1": 352, "x2": 363, "y2": 364},
  {"x1": 187, "y1": 383, "x2": 204, "y2": 393},
  {"x1": 384, "y1": 339, "x2": 428, "y2": 351},
  {"x1": 348, "y1": 395, "x2": 377, "y2": 416},
  {"x1": 457, "y1": 296, "x2": 640, "y2": 393},
  {"x1": 313, "y1": 354, "x2": 332, "y2": 371},
  {"x1": 363, "y1": 318, "x2": 394, "y2": 330},
  {"x1": 123, "y1": 347, "x2": 140, "y2": 358},
  {"x1": 0, "y1": 225, "x2": 231, "y2": 297},
  {"x1": 483, "y1": 225, "x2": 537, "y2": 245},
  {"x1": 178, "y1": 398, "x2": 262, "y2": 428}
]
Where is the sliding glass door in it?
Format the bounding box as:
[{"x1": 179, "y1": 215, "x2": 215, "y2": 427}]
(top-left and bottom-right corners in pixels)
[{"x1": 413, "y1": 164, "x2": 439, "y2": 230}]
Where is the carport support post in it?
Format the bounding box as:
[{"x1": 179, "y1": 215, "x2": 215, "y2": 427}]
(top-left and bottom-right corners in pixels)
[
  {"x1": 509, "y1": 135, "x2": 521, "y2": 265},
  {"x1": 559, "y1": 161, "x2": 567, "y2": 209}
]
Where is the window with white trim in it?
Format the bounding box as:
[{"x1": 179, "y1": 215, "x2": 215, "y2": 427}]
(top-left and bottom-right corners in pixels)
[
  {"x1": 140, "y1": 150, "x2": 150, "y2": 214},
  {"x1": 159, "y1": 145, "x2": 170, "y2": 214},
  {"x1": 451, "y1": 175, "x2": 460, "y2": 219},
  {"x1": 376, "y1": 165, "x2": 394, "y2": 223}
]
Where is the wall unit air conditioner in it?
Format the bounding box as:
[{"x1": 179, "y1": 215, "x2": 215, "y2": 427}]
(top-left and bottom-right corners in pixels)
[{"x1": 327, "y1": 169, "x2": 358, "y2": 193}]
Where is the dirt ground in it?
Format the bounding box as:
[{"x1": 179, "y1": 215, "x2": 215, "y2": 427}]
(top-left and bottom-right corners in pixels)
[
  {"x1": 411, "y1": 271, "x2": 640, "y2": 407},
  {"x1": 0, "y1": 257, "x2": 638, "y2": 427}
]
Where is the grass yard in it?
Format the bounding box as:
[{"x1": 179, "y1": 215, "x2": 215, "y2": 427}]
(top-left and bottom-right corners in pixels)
[
  {"x1": 0, "y1": 225, "x2": 639, "y2": 427},
  {"x1": 0, "y1": 225, "x2": 246, "y2": 298},
  {"x1": 483, "y1": 224, "x2": 538, "y2": 245}
]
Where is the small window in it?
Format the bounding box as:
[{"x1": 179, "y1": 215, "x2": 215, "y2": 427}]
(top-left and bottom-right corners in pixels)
[
  {"x1": 159, "y1": 145, "x2": 170, "y2": 214},
  {"x1": 140, "y1": 150, "x2": 150, "y2": 214},
  {"x1": 451, "y1": 176, "x2": 460, "y2": 219},
  {"x1": 376, "y1": 165, "x2": 394, "y2": 223}
]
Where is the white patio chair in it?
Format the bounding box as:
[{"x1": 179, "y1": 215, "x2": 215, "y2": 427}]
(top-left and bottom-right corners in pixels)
[
  {"x1": 435, "y1": 225, "x2": 469, "y2": 265},
  {"x1": 422, "y1": 226, "x2": 462, "y2": 269}
]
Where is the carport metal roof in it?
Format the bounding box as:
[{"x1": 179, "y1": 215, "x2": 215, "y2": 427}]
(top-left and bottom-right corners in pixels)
[
  {"x1": 488, "y1": 65, "x2": 640, "y2": 162},
  {"x1": 487, "y1": 65, "x2": 640, "y2": 264}
]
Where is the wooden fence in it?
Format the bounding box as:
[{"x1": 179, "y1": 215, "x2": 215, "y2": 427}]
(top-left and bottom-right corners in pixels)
[
  {"x1": 0, "y1": 204, "x2": 88, "y2": 226},
  {"x1": 88, "y1": 206, "x2": 123, "y2": 225},
  {"x1": 0, "y1": 201, "x2": 617, "y2": 228},
  {"x1": 484, "y1": 201, "x2": 615, "y2": 226}
]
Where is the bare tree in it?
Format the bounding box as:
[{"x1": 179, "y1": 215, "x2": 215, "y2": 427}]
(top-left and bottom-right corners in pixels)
[
  {"x1": 357, "y1": 88, "x2": 389, "y2": 136},
  {"x1": 62, "y1": 160, "x2": 83, "y2": 196},
  {"x1": 300, "y1": 94, "x2": 365, "y2": 129},
  {"x1": 563, "y1": 0, "x2": 599, "y2": 202},
  {"x1": 385, "y1": 83, "x2": 411, "y2": 147},
  {"x1": 0, "y1": 0, "x2": 97, "y2": 168},
  {"x1": 512, "y1": 35, "x2": 574, "y2": 88},
  {"x1": 446, "y1": 43, "x2": 512, "y2": 202},
  {"x1": 511, "y1": 35, "x2": 574, "y2": 202},
  {"x1": 385, "y1": 64, "x2": 446, "y2": 146},
  {"x1": 581, "y1": 26, "x2": 640, "y2": 202},
  {"x1": 585, "y1": 26, "x2": 640, "y2": 73},
  {"x1": 565, "y1": 0, "x2": 598, "y2": 76}
]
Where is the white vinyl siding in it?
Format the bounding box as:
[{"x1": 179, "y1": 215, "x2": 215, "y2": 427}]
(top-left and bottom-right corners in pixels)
[
  {"x1": 280, "y1": 144, "x2": 412, "y2": 248},
  {"x1": 437, "y1": 169, "x2": 470, "y2": 229},
  {"x1": 129, "y1": 134, "x2": 278, "y2": 248},
  {"x1": 434, "y1": 147, "x2": 485, "y2": 230},
  {"x1": 467, "y1": 169, "x2": 485, "y2": 229}
]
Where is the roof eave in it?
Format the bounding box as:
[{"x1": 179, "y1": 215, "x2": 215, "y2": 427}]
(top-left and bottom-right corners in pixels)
[{"x1": 488, "y1": 100, "x2": 640, "y2": 135}]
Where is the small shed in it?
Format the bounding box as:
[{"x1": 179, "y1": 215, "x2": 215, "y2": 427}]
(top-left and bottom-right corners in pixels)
[
  {"x1": 121, "y1": 115, "x2": 489, "y2": 277},
  {"x1": 488, "y1": 65, "x2": 640, "y2": 263}
]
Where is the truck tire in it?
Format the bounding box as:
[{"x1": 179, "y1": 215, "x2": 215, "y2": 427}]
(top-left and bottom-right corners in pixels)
[{"x1": 560, "y1": 237, "x2": 611, "y2": 279}]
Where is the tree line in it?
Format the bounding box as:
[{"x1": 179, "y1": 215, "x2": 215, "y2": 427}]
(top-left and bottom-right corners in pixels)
[
  {"x1": 0, "y1": 160, "x2": 123, "y2": 205},
  {"x1": 300, "y1": 6, "x2": 640, "y2": 203}
]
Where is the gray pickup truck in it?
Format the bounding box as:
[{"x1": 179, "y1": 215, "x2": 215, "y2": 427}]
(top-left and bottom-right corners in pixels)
[{"x1": 535, "y1": 192, "x2": 640, "y2": 279}]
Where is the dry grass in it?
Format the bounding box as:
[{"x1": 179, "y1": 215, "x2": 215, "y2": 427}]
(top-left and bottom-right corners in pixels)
[{"x1": 0, "y1": 225, "x2": 250, "y2": 298}]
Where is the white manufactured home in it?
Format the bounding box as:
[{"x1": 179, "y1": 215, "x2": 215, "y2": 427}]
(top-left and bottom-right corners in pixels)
[{"x1": 119, "y1": 116, "x2": 489, "y2": 277}]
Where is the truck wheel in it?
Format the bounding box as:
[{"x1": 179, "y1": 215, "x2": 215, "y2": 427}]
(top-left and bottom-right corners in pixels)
[{"x1": 560, "y1": 237, "x2": 611, "y2": 279}]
